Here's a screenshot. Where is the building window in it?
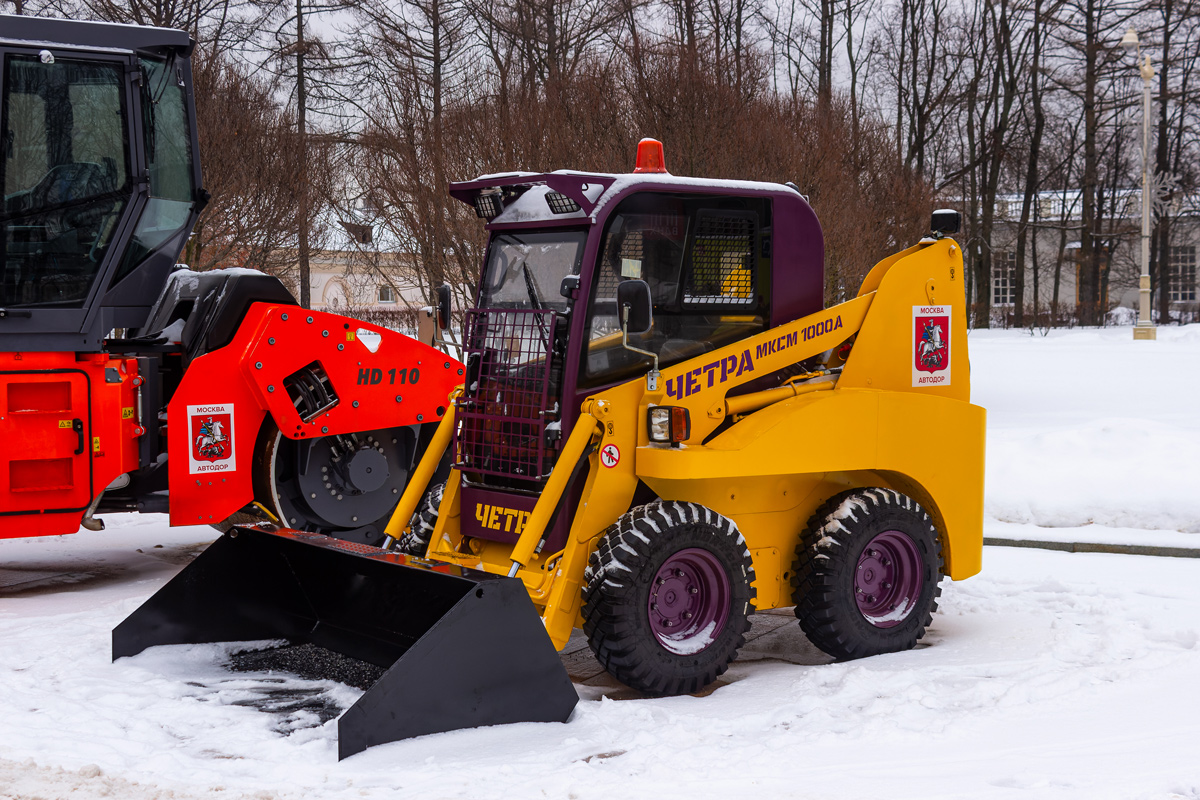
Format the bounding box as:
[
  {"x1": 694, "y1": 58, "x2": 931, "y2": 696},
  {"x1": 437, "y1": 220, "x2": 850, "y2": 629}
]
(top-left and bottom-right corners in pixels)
[
  {"x1": 1169, "y1": 246, "x2": 1196, "y2": 303},
  {"x1": 1036, "y1": 196, "x2": 1057, "y2": 219},
  {"x1": 378, "y1": 285, "x2": 397, "y2": 304},
  {"x1": 993, "y1": 251, "x2": 1017, "y2": 306}
]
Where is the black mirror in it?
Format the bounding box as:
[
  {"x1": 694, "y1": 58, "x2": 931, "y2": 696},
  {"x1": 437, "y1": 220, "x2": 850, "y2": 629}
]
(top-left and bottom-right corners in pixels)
[
  {"x1": 435, "y1": 283, "x2": 451, "y2": 331},
  {"x1": 931, "y1": 209, "x2": 962, "y2": 235},
  {"x1": 616, "y1": 279, "x2": 653, "y2": 335},
  {"x1": 559, "y1": 274, "x2": 580, "y2": 299}
]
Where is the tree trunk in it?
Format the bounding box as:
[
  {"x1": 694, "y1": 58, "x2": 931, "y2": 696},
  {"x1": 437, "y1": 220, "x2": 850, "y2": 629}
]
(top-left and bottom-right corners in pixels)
[
  {"x1": 1013, "y1": 0, "x2": 1044, "y2": 328},
  {"x1": 818, "y1": 0, "x2": 834, "y2": 106},
  {"x1": 1077, "y1": 0, "x2": 1100, "y2": 325},
  {"x1": 1032, "y1": 214, "x2": 1041, "y2": 326},
  {"x1": 431, "y1": 0, "x2": 447, "y2": 293},
  {"x1": 1154, "y1": 0, "x2": 1174, "y2": 325}
]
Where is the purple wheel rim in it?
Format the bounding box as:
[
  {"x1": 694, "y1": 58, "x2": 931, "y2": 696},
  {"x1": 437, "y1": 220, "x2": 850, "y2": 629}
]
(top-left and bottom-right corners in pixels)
[
  {"x1": 647, "y1": 548, "x2": 730, "y2": 655},
  {"x1": 855, "y1": 530, "x2": 922, "y2": 628}
]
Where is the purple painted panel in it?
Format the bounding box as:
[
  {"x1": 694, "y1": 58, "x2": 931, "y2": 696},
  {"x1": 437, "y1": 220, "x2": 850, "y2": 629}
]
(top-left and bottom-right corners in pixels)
[
  {"x1": 459, "y1": 485, "x2": 540, "y2": 544},
  {"x1": 769, "y1": 192, "x2": 826, "y2": 327}
]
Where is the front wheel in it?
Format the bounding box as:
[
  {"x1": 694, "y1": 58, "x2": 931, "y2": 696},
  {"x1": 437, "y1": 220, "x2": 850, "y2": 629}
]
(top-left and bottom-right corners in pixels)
[
  {"x1": 792, "y1": 488, "x2": 943, "y2": 660},
  {"x1": 582, "y1": 500, "x2": 756, "y2": 696}
]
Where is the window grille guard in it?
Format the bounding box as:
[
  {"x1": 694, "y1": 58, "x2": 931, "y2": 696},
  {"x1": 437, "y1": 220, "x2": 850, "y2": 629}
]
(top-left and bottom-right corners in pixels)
[
  {"x1": 454, "y1": 308, "x2": 558, "y2": 480},
  {"x1": 683, "y1": 212, "x2": 756, "y2": 306}
]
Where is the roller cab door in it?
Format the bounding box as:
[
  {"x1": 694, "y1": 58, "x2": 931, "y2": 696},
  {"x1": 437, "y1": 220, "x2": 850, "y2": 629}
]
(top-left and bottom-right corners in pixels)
[
  {"x1": 0, "y1": 370, "x2": 92, "y2": 514},
  {"x1": 0, "y1": 46, "x2": 137, "y2": 341}
]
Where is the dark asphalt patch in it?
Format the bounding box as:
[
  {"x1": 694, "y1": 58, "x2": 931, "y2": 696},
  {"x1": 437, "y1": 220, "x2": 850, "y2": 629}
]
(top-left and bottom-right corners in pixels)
[{"x1": 230, "y1": 643, "x2": 385, "y2": 691}]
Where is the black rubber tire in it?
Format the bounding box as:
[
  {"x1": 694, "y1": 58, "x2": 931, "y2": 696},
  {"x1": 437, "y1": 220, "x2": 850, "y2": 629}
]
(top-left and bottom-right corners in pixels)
[
  {"x1": 582, "y1": 500, "x2": 756, "y2": 696},
  {"x1": 792, "y1": 488, "x2": 943, "y2": 660},
  {"x1": 394, "y1": 482, "x2": 445, "y2": 556}
]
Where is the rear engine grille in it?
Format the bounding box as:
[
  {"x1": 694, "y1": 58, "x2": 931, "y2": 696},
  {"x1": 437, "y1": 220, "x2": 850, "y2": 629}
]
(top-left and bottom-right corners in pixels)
[{"x1": 284, "y1": 360, "x2": 338, "y2": 422}]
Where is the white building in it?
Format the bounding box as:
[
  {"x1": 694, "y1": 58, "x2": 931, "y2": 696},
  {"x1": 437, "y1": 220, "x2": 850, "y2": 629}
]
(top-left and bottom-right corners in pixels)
[{"x1": 981, "y1": 190, "x2": 1198, "y2": 324}]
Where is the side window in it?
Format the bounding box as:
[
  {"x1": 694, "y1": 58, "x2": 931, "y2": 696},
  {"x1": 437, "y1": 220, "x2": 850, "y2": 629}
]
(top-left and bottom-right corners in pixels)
[
  {"x1": 581, "y1": 194, "x2": 770, "y2": 389},
  {"x1": 1, "y1": 55, "x2": 131, "y2": 308},
  {"x1": 595, "y1": 209, "x2": 688, "y2": 312}
]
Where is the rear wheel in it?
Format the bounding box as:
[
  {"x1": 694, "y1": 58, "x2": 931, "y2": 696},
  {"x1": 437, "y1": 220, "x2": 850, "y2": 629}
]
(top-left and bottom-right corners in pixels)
[
  {"x1": 582, "y1": 500, "x2": 755, "y2": 696},
  {"x1": 252, "y1": 420, "x2": 414, "y2": 546},
  {"x1": 792, "y1": 488, "x2": 943, "y2": 660}
]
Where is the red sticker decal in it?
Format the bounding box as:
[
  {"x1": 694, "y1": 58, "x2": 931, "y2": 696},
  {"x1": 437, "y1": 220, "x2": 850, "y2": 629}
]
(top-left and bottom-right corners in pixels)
[
  {"x1": 912, "y1": 306, "x2": 951, "y2": 387},
  {"x1": 188, "y1": 404, "x2": 237, "y2": 474}
]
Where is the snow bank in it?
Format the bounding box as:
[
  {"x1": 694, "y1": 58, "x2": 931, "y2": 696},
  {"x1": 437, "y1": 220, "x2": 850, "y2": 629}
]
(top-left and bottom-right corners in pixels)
[
  {"x1": 0, "y1": 757, "x2": 249, "y2": 800},
  {"x1": 972, "y1": 324, "x2": 1200, "y2": 534}
]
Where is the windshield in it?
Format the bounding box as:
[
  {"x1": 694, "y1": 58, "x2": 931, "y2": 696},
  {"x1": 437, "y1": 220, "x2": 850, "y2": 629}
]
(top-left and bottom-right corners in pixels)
[
  {"x1": 1, "y1": 54, "x2": 131, "y2": 307},
  {"x1": 478, "y1": 230, "x2": 586, "y2": 312}
]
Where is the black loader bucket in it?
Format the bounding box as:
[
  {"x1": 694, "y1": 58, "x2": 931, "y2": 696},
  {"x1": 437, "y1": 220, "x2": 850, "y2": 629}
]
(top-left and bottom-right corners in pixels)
[{"x1": 113, "y1": 526, "x2": 579, "y2": 759}]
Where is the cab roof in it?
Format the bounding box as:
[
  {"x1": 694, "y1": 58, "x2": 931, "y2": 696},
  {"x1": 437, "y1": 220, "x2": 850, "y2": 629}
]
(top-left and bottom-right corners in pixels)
[
  {"x1": 0, "y1": 13, "x2": 194, "y2": 57},
  {"x1": 449, "y1": 170, "x2": 806, "y2": 227}
]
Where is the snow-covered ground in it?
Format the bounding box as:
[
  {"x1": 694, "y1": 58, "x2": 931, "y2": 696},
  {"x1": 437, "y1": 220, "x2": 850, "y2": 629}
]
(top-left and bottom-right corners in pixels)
[{"x1": 2, "y1": 325, "x2": 1199, "y2": 800}]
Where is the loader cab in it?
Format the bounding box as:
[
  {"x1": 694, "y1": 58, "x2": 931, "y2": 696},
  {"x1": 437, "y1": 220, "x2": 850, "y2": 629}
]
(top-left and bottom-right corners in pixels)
[
  {"x1": 450, "y1": 165, "x2": 824, "y2": 553},
  {"x1": 0, "y1": 16, "x2": 203, "y2": 352}
]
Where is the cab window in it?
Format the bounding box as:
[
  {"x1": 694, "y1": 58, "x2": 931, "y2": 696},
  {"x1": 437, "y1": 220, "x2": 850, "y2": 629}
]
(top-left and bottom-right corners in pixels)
[
  {"x1": 1, "y1": 55, "x2": 131, "y2": 307},
  {"x1": 112, "y1": 56, "x2": 196, "y2": 282},
  {"x1": 581, "y1": 193, "x2": 770, "y2": 388}
]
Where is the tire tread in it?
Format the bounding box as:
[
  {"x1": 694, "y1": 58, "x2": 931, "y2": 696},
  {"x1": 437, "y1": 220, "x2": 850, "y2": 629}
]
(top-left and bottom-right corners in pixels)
[{"x1": 394, "y1": 482, "x2": 445, "y2": 556}]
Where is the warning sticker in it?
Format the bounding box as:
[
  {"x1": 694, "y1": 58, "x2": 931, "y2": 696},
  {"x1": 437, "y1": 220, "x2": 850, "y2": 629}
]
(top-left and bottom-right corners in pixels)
[
  {"x1": 912, "y1": 306, "x2": 951, "y2": 387},
  {"x1": 600, "y1": 444, "x2": 620, "y2": 468},
  {"x1": 188, "y1": 404, "x2": 237, "y2": 474}
]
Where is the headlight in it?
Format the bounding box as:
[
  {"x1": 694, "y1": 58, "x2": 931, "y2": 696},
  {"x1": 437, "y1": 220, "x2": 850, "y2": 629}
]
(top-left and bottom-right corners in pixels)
[{"x1": 647, "y1": 406, "x2": 690, "y2": 445}]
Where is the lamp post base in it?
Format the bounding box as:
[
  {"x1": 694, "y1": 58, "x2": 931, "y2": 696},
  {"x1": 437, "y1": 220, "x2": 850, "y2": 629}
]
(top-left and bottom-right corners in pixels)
[
  {"x1": 1135, "y1": 278, "x2": 1155, "y2": 340},
  {"x1": 1133, "y1": 325, "x2": 1157, "y2": 340}
]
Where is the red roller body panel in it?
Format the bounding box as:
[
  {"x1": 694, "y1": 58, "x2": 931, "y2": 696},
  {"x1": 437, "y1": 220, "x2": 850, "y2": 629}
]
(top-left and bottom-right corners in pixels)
[
  {"x1": 167, "y1": 304, "x2": 464, "y2": 527},
  {"x1": 0, "y1": 351, "x2": 141, "y2": 539}
]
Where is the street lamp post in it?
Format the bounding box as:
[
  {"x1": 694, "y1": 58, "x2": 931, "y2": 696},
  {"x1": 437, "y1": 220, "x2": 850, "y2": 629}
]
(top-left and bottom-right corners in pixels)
[{"x1": 1121, "y1": 27, "x2": 1157, "y2": 340}]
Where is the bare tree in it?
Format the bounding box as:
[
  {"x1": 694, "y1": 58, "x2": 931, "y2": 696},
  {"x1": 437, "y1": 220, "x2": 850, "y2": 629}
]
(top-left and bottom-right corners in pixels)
[
  {"x1": 1012, "y1": 0, "x2": 1055, "y2": 327},
  {"x1": 183, "y1": 53, "x2": 334, "y2": 289},
  {"x1": 1051, "y1": 0, "x2": 1139, "y2": 324}
]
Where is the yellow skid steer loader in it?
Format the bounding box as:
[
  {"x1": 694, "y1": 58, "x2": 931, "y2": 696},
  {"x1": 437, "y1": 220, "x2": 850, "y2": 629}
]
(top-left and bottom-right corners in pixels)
[{"x1": 116, "y1": 140, "x2": 986, "y2": 758}]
